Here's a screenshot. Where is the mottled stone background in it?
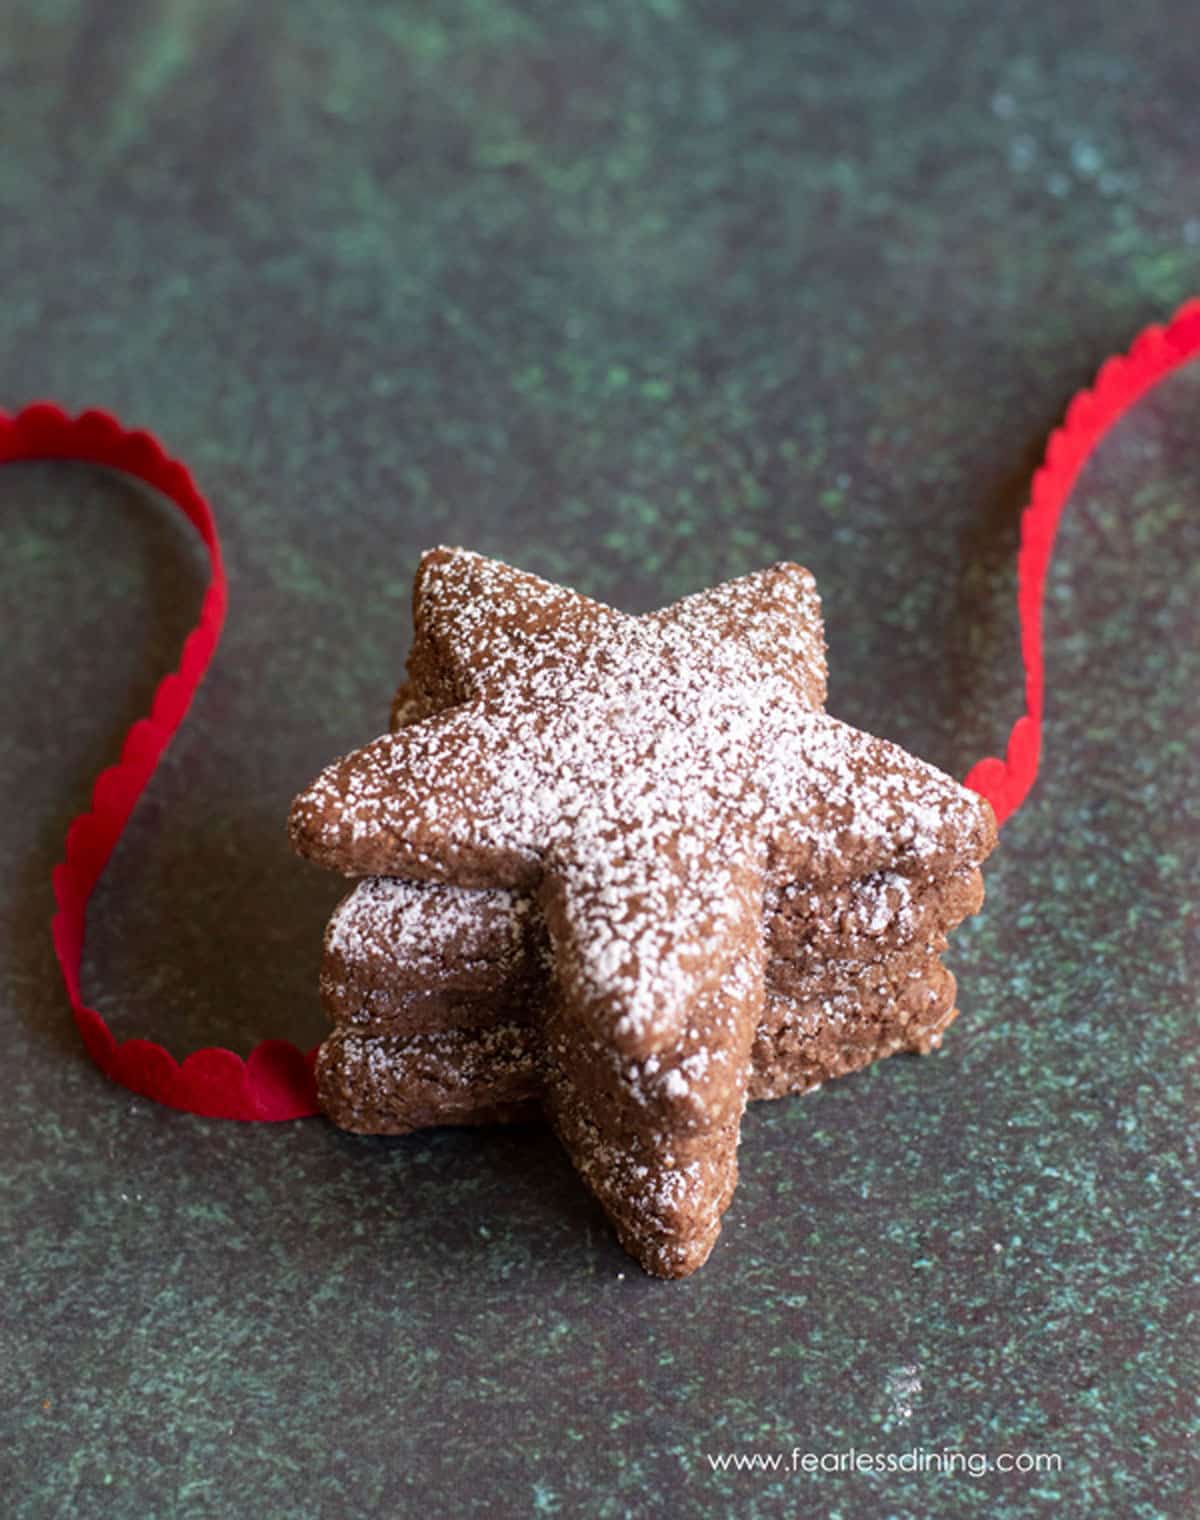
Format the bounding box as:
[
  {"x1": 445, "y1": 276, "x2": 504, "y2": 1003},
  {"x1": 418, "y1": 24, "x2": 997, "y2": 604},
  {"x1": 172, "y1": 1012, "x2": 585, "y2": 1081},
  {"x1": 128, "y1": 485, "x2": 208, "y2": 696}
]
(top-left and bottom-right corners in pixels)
[{"x1": 1, "y1": 2, "x2": 1197, "y2": 1516}]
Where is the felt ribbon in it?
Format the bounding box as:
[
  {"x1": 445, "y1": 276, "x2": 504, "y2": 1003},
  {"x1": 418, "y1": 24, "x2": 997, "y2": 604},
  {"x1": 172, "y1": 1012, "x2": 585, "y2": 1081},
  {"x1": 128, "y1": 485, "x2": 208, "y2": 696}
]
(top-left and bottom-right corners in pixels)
[{"x1": 5, "y1": 299, "x2": 1199, "y2": 1120}]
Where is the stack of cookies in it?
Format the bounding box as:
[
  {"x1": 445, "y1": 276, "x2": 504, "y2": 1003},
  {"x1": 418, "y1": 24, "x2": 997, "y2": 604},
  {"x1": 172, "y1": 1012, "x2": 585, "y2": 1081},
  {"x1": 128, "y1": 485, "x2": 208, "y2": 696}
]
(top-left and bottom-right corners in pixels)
[{"x1": 291, "y1": 548, "x2": 996, "y2": 1277}]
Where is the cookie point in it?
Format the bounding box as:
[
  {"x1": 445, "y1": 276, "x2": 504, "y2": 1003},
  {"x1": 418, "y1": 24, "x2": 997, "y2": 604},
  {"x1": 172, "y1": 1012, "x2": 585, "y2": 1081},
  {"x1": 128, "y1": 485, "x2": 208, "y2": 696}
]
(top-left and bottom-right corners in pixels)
[
  {"x1": 287, "y1": 783, "x2": 335, "y2": 866},
  {"x1": 286, "y1": 789, "x2": 315, "y2": 853}
]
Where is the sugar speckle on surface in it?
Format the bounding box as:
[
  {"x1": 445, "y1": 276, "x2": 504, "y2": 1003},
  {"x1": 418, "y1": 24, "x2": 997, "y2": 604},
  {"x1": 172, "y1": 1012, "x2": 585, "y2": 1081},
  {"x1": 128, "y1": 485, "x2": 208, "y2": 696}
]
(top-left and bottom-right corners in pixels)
[
  {"x1": 299, "y1": 548, "x2": 997, "y2": 1278},
  {"x1": 295, "y1": 549, "x2": 990, "y2": 1055}
]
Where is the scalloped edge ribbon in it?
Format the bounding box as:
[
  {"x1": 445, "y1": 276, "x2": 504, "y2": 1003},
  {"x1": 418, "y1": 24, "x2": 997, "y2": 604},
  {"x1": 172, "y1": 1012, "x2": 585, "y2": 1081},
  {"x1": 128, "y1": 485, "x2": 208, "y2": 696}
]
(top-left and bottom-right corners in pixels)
[
  {"x1": 1, "y1": 404, "x2": 317, "y2": 1119},
  {"x1": 961, "y1": 297, "x2": 1200, "y2": 817},
  {"x1": 5, "y1": 297, "x2": 1199, "y2": 1120}
]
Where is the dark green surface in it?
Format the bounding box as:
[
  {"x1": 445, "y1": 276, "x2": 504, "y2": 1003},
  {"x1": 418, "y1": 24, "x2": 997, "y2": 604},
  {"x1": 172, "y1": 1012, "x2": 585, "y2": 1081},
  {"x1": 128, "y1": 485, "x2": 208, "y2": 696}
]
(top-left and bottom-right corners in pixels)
[{"x1": 2, "y1": 3, "x2": 1198, "y2": 1516}]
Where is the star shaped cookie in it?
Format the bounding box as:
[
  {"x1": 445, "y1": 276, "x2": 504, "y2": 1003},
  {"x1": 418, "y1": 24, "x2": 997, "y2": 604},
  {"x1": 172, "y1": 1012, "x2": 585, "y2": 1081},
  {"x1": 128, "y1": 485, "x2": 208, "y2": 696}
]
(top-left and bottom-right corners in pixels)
[{"x1": 291, "y1": 548, "x2": 996, "y2": 1276}]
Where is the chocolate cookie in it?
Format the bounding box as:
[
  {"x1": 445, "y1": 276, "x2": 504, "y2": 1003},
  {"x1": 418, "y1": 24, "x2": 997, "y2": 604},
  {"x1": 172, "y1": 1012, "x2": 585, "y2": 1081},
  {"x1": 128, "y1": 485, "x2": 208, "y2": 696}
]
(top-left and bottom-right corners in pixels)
[
  {"x1": 314, "y1": 881, "x2": 962, "y2": 1121},
  {"x1": 291, "y1": 547, "x2": 996, "y2": 1276}
]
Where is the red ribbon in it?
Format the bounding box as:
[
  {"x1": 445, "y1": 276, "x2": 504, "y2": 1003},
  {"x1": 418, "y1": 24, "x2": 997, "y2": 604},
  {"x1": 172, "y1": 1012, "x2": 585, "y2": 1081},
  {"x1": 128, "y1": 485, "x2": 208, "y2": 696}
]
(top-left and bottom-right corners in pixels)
[
  {"x1": 1, "y1": 405, "x2": 316, "y2": 1118},
  {"x1": 962, "y1": 298, "x2": 1200, "y2": 821},
  {"x1": 5, "y1": 298, "x2": 1199, "y2": 1120}
]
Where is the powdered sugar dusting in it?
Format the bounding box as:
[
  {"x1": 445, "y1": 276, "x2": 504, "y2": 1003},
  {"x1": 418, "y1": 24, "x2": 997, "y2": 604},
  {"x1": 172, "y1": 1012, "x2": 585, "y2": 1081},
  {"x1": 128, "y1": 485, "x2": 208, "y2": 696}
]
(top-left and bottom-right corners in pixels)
[
  {"x1": 294, "y1": 548, "x2": 993, "y2": 1054},
  {"x1": 327, "y1": 876, "x2": 527, "y2": 974},
  {"x1": 298, "y1": 548, "x2": 999, "y2": 1278},
  {"x1": 854, "y1": 872, "x2": 913, "y2": 937}
]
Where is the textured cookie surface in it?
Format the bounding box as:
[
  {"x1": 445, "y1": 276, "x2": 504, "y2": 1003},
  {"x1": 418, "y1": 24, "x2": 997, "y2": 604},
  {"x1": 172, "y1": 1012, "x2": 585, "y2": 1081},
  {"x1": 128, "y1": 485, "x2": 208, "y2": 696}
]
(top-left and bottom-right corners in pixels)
[{"x1": 292, "y1": 547, "x2": 997, "y2": 1277}]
